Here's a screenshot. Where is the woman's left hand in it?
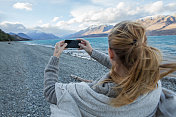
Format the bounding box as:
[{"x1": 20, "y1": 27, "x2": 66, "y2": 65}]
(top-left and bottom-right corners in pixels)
[{"x1": 53, "y1": 41, "x2": 67, "y2": 58}]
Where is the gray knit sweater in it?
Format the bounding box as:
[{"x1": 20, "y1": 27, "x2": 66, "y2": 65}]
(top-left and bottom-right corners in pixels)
[{"x1": 44, "y1": 50, "x2": 163, "y2": 117}]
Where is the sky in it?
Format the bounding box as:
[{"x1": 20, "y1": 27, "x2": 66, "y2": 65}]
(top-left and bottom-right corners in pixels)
[{"x1": 0, "y1": 0, "x2": 176, "y2": 36}]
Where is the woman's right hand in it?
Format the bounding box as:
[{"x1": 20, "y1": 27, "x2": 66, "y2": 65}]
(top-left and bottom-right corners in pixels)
[{"x1": 76, "y1": 38, "x2": 93, "y2": 55}]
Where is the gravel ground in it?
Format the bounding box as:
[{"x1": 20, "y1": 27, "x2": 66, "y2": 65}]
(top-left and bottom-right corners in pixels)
[
  {"x1": 0, "y1": 42, "x2": 108, "y2": 117},
  {"x1": 0, "y1": 42, "x2": 175, "y2": 117}
]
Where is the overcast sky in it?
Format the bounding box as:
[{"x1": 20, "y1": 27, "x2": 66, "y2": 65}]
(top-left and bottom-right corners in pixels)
[{"x1": 0, "y1": 0, "x2": 176, "y2": 36}]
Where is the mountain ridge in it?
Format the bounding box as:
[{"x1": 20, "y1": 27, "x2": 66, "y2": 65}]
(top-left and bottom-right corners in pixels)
[
  {"x1": 65, "y1": 25, "x2": 113, "y2": 38},
  {"x1": 65, "y1": 14, "x2": 176, "y2": 38},
  {"x1": 27, "y1": 31, "x2": 60, "y2": 40},
  {"x1": 0, "y1": 29, "x2": 30, "y2": 41},
  {"x1": 9, "y1": 32, "x2": 32, "y2": 39},
  {"x1": 9, "y1": 31, "x2": 60, "y2": 40},
  {"x1": 4, "y1": 14, "x2": 176, "y2": 40},
  {"x1": 137, "y1": 15, "x2": 176, "y2": 36}
]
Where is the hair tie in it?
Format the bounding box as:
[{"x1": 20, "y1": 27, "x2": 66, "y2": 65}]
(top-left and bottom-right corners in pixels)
[
  {"x1": 132, "y1": 39, "x2": 137, "y2": 46},
  {"x1": 132, "y1": 40, "x2": 147, "y2": 47}
]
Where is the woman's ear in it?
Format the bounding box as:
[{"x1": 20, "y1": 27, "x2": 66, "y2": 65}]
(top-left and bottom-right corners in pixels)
[{"x1": 108, "y1": 48, "x2": 114, "y2": 59}]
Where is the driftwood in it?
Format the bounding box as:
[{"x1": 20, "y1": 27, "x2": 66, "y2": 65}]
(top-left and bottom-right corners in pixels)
[{"x1": 71, "y1": 74, "x2": 93, "y2": 83}]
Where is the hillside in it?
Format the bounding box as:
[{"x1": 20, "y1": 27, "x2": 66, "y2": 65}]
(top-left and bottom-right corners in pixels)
[
  {"x1": 0, "y1": 29, "x2": 30, "y2": 41},
  {"x1": 8, "y1": 31, "x2": 59, "y2": 40},
  {"x1": 17, "y1": 33, "x2": 31, "y2": 39},
  {"x1": 66, "y1": 14, "x2": 176, "y2": 38},
  {"x1": 65, "y1": 25, "x2": 113, "y2": 38},
  {"x1": 0, "y1": 29, "x2": 13, "y2": 41},
  {"x1": 137, "y1": 15, "x2": 176, "y2": 36}
]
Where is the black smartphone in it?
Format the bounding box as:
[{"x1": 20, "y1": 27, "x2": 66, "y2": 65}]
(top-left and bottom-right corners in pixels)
[{"x1": 65, "y1": 40, "x2": 81, "y2": 48}]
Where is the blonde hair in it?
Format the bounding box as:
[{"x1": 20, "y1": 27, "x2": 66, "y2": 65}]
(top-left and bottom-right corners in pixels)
[{"x1": 107, "y1": 21, "x2": 176, "y2": 107}]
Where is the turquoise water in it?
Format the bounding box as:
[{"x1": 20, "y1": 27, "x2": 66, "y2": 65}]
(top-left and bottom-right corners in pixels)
[{"x1": 22, "y1": 35, "x2": 176, "y2": 61}]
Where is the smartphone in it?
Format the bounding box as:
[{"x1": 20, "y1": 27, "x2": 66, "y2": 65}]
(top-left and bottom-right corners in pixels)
[{"x1": 65, "y1": 40, "x2": 81, "y2": 48}]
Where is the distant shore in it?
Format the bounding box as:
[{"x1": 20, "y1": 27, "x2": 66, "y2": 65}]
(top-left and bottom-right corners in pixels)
[{"x1": 0, "y1": 42, "x2": 175, "y2": 116}]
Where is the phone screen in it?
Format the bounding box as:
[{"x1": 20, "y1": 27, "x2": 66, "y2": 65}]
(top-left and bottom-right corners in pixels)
[{"x1": 65, "y1": 40, "x2": 81, "y2": 48}]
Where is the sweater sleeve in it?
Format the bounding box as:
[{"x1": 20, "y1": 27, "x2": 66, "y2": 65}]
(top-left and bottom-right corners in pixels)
[
  {"x1": 44, "y1": 56, "x2": 59, "y2": 105},
  {"x1": 91, "y1": 49, "x2": 112, "y2": 69}
]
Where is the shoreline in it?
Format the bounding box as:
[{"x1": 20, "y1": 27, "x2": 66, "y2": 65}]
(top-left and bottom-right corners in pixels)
[
  {"x1": 20, "y1": 41, "x2": 96, "y2": 60},
  {"x1": 20, "y1": 39, "x2": 176, "y2": 63},
  {"x1": 0, "y1": 41, "x2": 175, "y2": 116}
]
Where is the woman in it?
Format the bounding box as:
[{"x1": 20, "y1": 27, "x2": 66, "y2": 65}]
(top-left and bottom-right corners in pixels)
[{"x1": 44, "y1": 21, "x2": 176, "y2": 117}]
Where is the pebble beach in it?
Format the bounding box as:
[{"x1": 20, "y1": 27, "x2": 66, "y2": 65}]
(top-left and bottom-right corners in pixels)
[{"x1": 0, "y1": 42, "x2": 175, "y2": 117}]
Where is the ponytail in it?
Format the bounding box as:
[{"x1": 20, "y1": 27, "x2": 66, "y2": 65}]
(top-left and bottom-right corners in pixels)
[{"x1": 107, "y1": 21, "x2": 176, "y2": 107}]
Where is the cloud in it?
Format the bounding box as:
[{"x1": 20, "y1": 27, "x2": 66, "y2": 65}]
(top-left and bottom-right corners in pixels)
[
  {"x1": 2, "y1": 1, "x2": 176, "y2": 35},
  {"x1": 0, "y1": 21, "x2": 75, "y2": 37},
  {"x1": 165, "y1": 3, "x2": 176, "y2": 12},
  {"x1": 0, "y1": 21, "x2": 29, "y2": 33},
  {"x1": 144, "y1": 1, "x2": 163, "y2": 14},
  {"x1": 58, "y1": 1, "x2": 176, "y2": 30},
  {"x1": 13, "y1": 2, "x2": 32, "y2": 11},
  {"x1": 56, "y1": 21, "x2": 67, "y2": 27},
  {"x1": 67, "y1": 2, "x2": 131, "y2": 25},
  {"x1": 32, "y1": 19, "x2": 76, "y2": 36},
  {"x1": 55, "y1": 20, "x2": 81, "y2": 31},
  {"x1": 52, "y1": 17, "x2": 60, "y2": 22},
  {"x1": 33, "y1": 24, "x2": 75, "y2": 37},
  {"x1": 143, "y1": 1, "x2": 176, "y2": 14}
]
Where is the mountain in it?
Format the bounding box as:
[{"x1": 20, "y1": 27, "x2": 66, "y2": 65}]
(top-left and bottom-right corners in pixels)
[
  {"x1": 0, "y1": 29, "x2": 30, "y2": 41},
  {"x1": 8, "y1": 32, "x2": 16, "y2": 35},
  {"x1": 9, "y1": 32, "x2": 31, "y2": 39},
  {"x1": 136, "y1": 15, "x2": 176, "y2": 36},
  {"x1": 66, "y1": 25, "x2": 113, "y2": 38},
  {"x1": 17, "y1": 33, "x2": 31, "y2": 39},
  {"x1": 10, "y1": 35, "x2": 31, "y2": 41},
  {"x1": 0, "y1": 29, "x2": 14, "y2": 41},
  {"x1": 27, "y1": 31, "x2": 60, "y2": 40},
  {"x1": 66, "y1": 14, "x2": 176, "y2": 38},
  {"x1": 8, "y1": 31, "x2": 60, "y2": 40}
]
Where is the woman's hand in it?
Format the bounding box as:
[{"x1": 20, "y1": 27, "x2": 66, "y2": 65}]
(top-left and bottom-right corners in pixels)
[
  {"x1": 77, "y1": 38, "x2": 93, "y2": 55},
  {"x1": 53, "y1": 41, "x2": 67, "y2": 58}
]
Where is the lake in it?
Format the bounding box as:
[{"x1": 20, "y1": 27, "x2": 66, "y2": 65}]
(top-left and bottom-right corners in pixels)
[{"x1": 21, "y1": 35, "x2": 176, "y2": 62}]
